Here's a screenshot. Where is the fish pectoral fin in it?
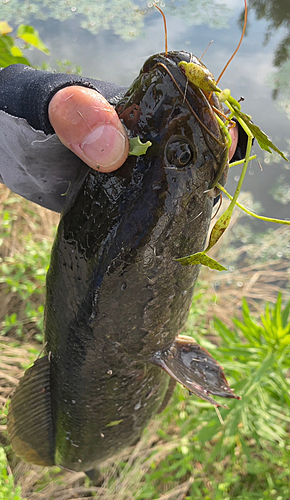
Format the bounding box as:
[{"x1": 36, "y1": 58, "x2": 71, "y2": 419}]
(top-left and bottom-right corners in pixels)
[
  {"x1": 7, "y1": 355, "x2": 55, "y2": 466},
  {"x1": 151, "y1": 336, "x2": 240, "y2": 408}
]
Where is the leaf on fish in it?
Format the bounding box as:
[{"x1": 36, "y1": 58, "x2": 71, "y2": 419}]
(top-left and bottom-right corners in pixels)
[
  {"x1": 105, "y1": 419, "x2": 123, "y2": 427},
  {"x1": 231, "y1": 107, "x2": 288, "y2": 161},
  {"x1": 129, "y1": 136, "x2": 152, "y2": 156},
  {"x1": 178, "y1": 61, "x2": 219, "y2": 93},
  {"x1": 206, "y1": 208, "x2": 232, "y2": 252},
  {"x1": 174, "y1": 72, "x2": 288, "y2": 273},
  {"x1": 175, "y1": 252, "x2": 227, "y2": 271}
]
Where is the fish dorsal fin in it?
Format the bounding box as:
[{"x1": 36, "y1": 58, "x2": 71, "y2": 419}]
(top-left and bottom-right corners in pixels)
[
  {"x1": 152, "y1": 335, "x2": 240, "y2": 408},
  {"x1": 7, "y1": 355, "x2": 55, "y2": 466}
]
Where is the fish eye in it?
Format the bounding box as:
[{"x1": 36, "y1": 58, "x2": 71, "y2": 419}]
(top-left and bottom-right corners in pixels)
[{"x1": 165, "y1": 139, "x2": 195, "y2": 168}]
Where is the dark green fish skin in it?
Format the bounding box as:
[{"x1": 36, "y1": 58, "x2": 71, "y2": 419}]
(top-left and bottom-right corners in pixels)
[{"x1": 9, "y1": 51, "x2": 229, "y2": 471}]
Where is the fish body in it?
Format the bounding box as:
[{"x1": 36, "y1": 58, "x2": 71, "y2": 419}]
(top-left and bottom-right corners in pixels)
[{"x1": 8, "y1": 51, "x2": 235, "y2": 471}]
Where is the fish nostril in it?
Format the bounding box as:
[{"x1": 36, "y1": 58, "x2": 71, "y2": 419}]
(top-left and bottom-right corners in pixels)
[
  {"x1": 179, "y1": 150, "x2": 191, "y2": 165},
  {"x1": 165, "y1": 138, "x2": 196, "y2": 168}
]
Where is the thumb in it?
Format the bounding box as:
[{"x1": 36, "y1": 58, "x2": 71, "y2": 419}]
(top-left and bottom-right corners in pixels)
[{"x1": 48, "y1": 86, "x2": 129, "y2": 173}]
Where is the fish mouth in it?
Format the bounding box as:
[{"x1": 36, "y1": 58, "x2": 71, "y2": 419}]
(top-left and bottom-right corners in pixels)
[{"x1": 141, "y1": 51, "x2": 229, "y2": 190}]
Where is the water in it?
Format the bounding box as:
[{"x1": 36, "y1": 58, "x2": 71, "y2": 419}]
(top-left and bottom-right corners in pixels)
[{"x1": 3, "y1": 0, "x2": 290, "y2": 224}]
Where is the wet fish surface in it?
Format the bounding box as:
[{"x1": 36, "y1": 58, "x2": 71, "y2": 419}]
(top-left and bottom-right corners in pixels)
[{"x1": 8, "y1": 51, "x2": 239, "y2": 472}]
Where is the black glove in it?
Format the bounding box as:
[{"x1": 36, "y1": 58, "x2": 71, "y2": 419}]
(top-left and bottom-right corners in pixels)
[{"x1": 0, "y1": 64, "x2": 127, "y2": 212}]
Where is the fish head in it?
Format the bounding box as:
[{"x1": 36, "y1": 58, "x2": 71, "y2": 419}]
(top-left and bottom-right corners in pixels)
[
  {"x1": 101, "y1": 51, "x2": 230, "y2": 357},
  {"x1": 115, "y1": 51, "x2": 228, "y2": 217}
]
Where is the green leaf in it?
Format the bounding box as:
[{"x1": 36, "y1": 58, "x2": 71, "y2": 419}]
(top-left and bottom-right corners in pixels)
[
  {"x1": 281, "y1": 297, "x2": 290, "y2": 329},
  {"x1": 129, "y1": 136, "x2": 152, "y2": 156},
  {"x1": 175, "y1": 251, "x2": 227, "y2": 271},
  {"x1": 105, "y1": 419, "x2": 123, "y2": 427},
  {"x1": 0, "y1": 37, "x2": 31, "y2": 67},
  {"x1": 10, "y1": 45, "x2": 23, "y2": 57},
  {"x1": 232, "y1": 106, "x2": 288, "y2": 161},
  {"x1": 16, "y1": 24, "x2": 50, "y2": 55},
  {"x1": 214, "y1": 318, "x2": 237, "y2": 344},
  {"x1": 0, "y1": 33, "x2": 14, "y2": 51},
  {"x1": 206, "y1": 206, "x2": 233, "y2": 252},
  {"x1": 178, "y1": 61, "x2": 220, "y2": 93}
]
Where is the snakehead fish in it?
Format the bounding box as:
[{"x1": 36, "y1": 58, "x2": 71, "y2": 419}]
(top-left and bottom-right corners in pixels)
[{"x1": 8, "y1": 51, "x2": 239, "y2": 472}]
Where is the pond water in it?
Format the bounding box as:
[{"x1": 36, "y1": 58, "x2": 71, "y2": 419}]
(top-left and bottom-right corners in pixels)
[{"x1": 3, "y1": 0, "x2": 290, "y2": 233}]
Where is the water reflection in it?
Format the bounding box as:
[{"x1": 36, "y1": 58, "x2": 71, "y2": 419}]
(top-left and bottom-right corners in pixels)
[
  {"x1": 153, "y1": 0, "x2": 231, "y2": 29},
  {"x1": 2, "y1": 0, "x2": 234, "y2": 39},
  {"x1": 2, "y1": 0, "x2": 289, "y2": 85},
  {"x1": 247, "y1": 0, "x2": 290, "y2": 98},
  {"x1": 2, "y1": 0, "x2": 146, "y2": 40}
]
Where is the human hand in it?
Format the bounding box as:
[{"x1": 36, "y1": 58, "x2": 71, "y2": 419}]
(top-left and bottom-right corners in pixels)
[
  {"x1": 48, "y1": 86, "x2": 129, "y2": 173},
  {"x1": 228, "y1": 124, "x2": 238, "y2": 162},
  {"x1": 47, "y1": 84, "x2": 240, "y2": 172}
]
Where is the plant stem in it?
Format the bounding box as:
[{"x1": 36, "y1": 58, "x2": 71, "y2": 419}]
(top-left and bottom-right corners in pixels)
[
  {"x1": 217, "y1": 183, "x2": 290, "y2": 225},
  {"x1": 229, "y1": 155, "x2": 256, "y2": 167}
]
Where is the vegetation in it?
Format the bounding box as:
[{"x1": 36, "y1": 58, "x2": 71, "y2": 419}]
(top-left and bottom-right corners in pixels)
[
  {"x1": 0, "y1": 22, "x2": 49, "y2": 68},
  {"x1": 0, "y1": 448, "x2": 24, "y2": 500},
  {"x1": 174, "y1": 0, "x2": 289, "y2": 272},
  {"x1": 0, "y1": 188, "x2": 58, "y2": 342}
]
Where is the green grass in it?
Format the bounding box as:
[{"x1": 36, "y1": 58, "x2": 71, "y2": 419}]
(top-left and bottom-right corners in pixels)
[
  {"x1": 0, "y1": 449, "x2": 25, "y2": 500},
  {"x1": 0, "y1": 188, "x2": 57, "y2": 341}
]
